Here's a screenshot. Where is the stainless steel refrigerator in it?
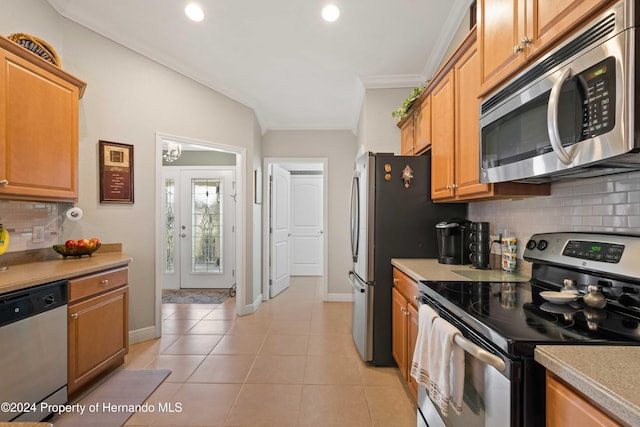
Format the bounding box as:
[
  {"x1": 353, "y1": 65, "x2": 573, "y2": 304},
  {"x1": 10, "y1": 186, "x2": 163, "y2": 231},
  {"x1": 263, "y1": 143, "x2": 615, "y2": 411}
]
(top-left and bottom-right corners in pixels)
[{"x1": 348, "y1": 152, "x2": 467, "y2": 366}]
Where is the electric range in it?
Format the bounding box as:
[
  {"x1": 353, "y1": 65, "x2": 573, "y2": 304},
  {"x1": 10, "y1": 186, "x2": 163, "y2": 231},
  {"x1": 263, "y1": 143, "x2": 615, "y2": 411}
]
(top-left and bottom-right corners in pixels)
[{"x1": 417, "y1": 232, "x2": 640, "y2": 427}]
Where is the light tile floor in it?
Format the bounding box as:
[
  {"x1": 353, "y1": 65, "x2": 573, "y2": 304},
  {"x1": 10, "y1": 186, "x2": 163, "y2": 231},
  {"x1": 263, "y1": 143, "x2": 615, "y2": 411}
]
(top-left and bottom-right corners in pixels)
[{"x1": 124, "y1": 277, "x2": 416, "y2": 426}]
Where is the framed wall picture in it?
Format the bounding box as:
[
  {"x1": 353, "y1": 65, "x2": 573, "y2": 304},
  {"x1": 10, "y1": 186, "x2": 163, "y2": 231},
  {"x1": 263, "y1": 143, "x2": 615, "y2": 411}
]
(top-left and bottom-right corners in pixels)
[{"x1": 99, "y1": 140, "x2": 134, "y2": 203}]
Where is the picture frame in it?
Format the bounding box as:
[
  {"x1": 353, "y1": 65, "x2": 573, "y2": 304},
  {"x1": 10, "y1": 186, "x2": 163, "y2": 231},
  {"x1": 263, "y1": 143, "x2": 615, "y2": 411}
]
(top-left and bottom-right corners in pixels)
[
  {"x1": 254, "y1": 168, "x2": 262, "y2": 204},
  {"x1": 99, "y1": 140, "x2": 134, "y2": 204}
]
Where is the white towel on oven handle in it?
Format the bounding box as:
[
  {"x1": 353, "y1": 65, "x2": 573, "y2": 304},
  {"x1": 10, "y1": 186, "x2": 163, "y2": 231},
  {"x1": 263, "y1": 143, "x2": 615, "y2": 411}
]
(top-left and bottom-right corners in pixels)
[
  {"x1": 427, "y1": 317, "x2": 465, "y2": 417},
  {"x1": 410, "y1": 304, "x2": 439, "y2": 389}
]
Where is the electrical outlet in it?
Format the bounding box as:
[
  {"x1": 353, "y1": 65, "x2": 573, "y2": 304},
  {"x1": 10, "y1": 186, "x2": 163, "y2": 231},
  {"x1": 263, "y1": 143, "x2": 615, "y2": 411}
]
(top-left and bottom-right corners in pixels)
[{"x1": 33, "y1": 225, "x2": 45, "y2": 244}]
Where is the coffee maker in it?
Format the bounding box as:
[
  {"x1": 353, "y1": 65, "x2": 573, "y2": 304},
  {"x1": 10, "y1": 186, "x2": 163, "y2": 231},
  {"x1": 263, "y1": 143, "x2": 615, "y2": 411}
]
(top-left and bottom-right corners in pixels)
[{"x1": 436, "y1": 219, "x2": 471, "y2": 265}]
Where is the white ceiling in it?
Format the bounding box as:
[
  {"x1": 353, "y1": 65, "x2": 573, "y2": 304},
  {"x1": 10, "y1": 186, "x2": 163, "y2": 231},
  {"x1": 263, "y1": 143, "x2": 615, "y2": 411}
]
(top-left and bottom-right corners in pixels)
[{"x1": 46, "y1": 0, "x2": 472, "y2": 133}]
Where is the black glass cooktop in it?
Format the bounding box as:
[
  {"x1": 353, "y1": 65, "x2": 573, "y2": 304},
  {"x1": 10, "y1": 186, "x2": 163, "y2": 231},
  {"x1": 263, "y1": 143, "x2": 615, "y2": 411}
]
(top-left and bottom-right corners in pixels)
[{"x1": 419, "y1": 280, "x2": 640, "y2": 356}]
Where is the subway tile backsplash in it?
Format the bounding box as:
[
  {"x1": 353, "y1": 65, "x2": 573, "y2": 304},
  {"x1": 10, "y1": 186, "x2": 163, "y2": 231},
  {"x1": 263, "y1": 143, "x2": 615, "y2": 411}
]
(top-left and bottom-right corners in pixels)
[
  {"x1": 469, "y1": 170, "x2": 640, "y2": 259},
  {"x1": 0, "y1": 200, "x2": 58, "y2": 251}
]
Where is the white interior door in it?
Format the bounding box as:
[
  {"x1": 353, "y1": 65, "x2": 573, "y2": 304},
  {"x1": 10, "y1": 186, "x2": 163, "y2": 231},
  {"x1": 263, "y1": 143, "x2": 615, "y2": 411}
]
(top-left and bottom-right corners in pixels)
[
  {"x1": 179, "y1": 169, "x2": 235, "y2": 289},
  {"x1": 270, "y1": 164, "x2": 291, "y2": 297},
  {"x1": 290, "y1": 175, "x2": 323, "y2": 276}
]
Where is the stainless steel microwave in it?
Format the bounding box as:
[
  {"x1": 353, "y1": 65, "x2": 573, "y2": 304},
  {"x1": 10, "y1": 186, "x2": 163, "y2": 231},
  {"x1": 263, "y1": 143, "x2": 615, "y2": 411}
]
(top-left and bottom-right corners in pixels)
[{"x1": 479, "y1": 0, "x2": 640, "y2": 184}]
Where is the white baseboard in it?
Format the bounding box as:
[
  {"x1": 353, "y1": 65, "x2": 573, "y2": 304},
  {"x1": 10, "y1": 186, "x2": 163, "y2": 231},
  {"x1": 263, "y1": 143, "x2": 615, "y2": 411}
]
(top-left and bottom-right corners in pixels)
[
  {"x1": 237, "y1": 293, "x2": 262, "y2": 316},
  {"x1": 129, "y1": 325, "x2": 159, "y2": 345},
  {"x1": 326, "y1": 292, "x2": 353, "y2": 302}
]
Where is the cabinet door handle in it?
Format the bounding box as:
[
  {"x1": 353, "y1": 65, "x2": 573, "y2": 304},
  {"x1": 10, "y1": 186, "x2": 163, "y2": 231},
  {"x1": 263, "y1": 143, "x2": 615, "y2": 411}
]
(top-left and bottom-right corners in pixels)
[
  {"x1": 513, "y1": 44, "x2": 524, "y2": 54},
  {"x1": 393, "y1": 278, "x2": 399, "y2": 285},
  {"x1": 100, "y1": 279, "x2": 109, "y2": 285},
  {"x1": 70, "y1": 313, "x2": 79, "y2": 319},
  {"x1": 452, "y1": 183, "x2": 458, "y2": 189},
  {"x1": 0, "y1": 180, "x2": 8, "y2": 185},
  {"x1": 521, "y1": 36, "x2": 532, "y2": 46},
  {"x1": 413, "y1": 295, "x2": 419, "y2": 301}
]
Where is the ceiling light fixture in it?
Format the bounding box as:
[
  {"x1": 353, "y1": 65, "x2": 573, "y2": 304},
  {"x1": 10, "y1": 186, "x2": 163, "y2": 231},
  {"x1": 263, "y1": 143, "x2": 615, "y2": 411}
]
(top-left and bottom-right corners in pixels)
[
  {"x1": 185, "y1": 3, "x2": 205, "y2": 22},
  {"x1": 322, "y1": 4, "x2": 340, "y2": 22}
]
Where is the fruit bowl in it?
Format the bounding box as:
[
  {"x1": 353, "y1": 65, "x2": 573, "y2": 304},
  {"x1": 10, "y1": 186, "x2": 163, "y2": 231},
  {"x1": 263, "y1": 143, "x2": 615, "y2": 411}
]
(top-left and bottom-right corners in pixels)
[{"x1": 53, "y1": 242, "x2": 101, "y2": 258}]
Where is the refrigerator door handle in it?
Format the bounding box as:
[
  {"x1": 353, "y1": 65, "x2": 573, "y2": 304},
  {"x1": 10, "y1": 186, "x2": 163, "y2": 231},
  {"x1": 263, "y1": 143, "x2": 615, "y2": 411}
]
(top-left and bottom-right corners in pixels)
[
  {"x1": 348, "y1": 271, "x2": 366, "y2": 293},
  {"x1": 349, "y1": 174, "x2": 360, "y2": 263}
]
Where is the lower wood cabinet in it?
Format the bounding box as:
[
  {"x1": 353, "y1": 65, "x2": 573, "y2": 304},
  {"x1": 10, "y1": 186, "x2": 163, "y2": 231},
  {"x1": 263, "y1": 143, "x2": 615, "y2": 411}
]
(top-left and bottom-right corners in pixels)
[
  {"x1": 392, "y1": 267, "x2": 420, "y2": 400},
  {"x1": 67, "y1": 267, "x2": 129, "y2": 395},
  {"x1": 546, "y1": 372, "x2": 621, "y2": 427}
]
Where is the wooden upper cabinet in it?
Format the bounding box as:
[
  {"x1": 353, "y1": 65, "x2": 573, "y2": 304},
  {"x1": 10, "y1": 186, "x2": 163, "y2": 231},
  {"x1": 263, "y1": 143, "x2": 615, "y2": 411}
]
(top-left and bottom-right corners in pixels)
[
  {"x1": 400, "y1": 117, "x2": 415, "y2": 156},
  {"x1": 430, "y1": 69, "x2": 456, "y2": 200},
  {"x1": 413, "y1": 95, "x2": 431, "y2": 154},
  {"x1": 478, "y1": 0, "x2": 526, "y2": 94},
  {"x1": 479, "y1": 0, "x2": 614, "y2": 95},
  {"x1": 0, "y1": 36, "x2": 86, "y2": 202},
  {"x1": 399, "y1": 93, "x2": 431, "y2": 156},
  {"x1": 455, "y1": 39, "x2": 491, "y2": 198}
]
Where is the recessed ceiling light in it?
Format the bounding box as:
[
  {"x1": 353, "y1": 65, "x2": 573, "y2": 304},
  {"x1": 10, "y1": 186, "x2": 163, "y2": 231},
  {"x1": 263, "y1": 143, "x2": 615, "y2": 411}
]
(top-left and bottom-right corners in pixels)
[
  {"x1": 185, "y1": 3, "x2": 204, "y2": 22},
  {"x1": 322, "y1": 4, "x2": 340, "y2": 22}
]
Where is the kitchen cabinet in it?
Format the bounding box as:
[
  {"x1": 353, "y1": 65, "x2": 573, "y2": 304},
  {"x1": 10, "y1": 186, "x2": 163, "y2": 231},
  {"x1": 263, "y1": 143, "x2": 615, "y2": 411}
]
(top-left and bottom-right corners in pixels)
[
  {"x1": 392, "y1": 267, "x2": 419, "y2": 400},
  {"x1": 431, "y1": 30, "x2": 550, "y2": 201},
  {"x1": 0, "y1": 36, "x2": 86, "y2": 202},
  {"x1": 67, "y1": 267, "x2": 129, "y2": 395},
  {"x1": 399, "y1": 94, "x2": 431, "y2": 156},
  {"x1": 478, "y1": 0, "x2": 613, "y2": 95},
  {"x1": 399, "y1": 116, "x2": 415, "y2": 156},
  {"x1": 546, "y1": 372, "x2": 622, "y2": 427}
]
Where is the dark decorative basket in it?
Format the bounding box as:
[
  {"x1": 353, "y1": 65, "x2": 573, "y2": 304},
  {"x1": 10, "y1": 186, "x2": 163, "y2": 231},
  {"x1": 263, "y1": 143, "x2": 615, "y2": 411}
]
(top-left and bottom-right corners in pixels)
[
  {"x1": 53, "y1": 243, "x2": 101, "y2": 258},
  {"x1": 7, "y1": 33, "x2": 61, "y2": 67}
]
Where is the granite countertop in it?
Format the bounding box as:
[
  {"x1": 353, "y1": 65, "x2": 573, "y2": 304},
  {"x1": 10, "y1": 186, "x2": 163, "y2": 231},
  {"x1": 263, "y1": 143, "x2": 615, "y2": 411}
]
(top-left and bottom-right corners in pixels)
[
  {"x1": 391, "y1": 257, "x2": 531, "y2": 283},
  {"x1": 0, "y1": 250, "x2": 133, "y2": 295},
  {"x1": 535, "y1": 346, "x2": 640, "y2": 426}
]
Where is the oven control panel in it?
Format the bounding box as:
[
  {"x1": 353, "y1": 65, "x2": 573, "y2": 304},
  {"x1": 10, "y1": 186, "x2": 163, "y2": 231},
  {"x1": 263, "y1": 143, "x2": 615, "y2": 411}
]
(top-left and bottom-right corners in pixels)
[
  {"x1": 524, "y1": 232, "x2": 640, "y2": 278},
  {"x1": 562, "y1": 240, "x2": 624, "y2": 263}
]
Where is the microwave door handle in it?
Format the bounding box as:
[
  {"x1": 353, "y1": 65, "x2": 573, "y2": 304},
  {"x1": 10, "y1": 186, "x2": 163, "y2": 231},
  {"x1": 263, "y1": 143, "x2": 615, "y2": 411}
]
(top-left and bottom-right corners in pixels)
[{"x1": 547, "y1": 67, "x2": 575, "y2": 165}]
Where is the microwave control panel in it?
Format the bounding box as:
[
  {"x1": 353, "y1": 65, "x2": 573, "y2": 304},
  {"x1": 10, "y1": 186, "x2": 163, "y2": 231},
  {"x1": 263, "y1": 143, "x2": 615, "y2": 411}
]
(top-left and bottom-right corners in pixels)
[
  {"x1": 580, "y1": 56, "x2": 616, "y2": 138},
  {"x1": 562, "y1": 240, "x2": 624, "y2": 263}
]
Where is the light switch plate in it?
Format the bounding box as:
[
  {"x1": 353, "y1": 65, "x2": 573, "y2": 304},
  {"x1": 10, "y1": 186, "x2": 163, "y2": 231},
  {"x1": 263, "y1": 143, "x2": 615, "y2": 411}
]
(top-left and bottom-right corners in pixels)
[{"x1": 33, "y1": 225, "x2": 45, "y2": 244}]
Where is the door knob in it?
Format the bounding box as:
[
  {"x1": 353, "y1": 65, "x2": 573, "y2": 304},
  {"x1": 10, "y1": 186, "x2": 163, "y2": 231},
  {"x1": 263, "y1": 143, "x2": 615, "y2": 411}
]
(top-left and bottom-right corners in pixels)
[
  {"x1": 70, "y1": 313, "x2": 78, "y2": 319},
  {"x1": 181, "y1": 234, "x2": 186, "y2": 238}
]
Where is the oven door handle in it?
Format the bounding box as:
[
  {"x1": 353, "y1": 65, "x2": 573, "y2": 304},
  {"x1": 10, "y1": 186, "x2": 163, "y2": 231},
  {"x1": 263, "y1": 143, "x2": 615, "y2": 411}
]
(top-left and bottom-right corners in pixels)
[
  {"x1": 547, "y1": 67, "x2": 576, "y2": 165},
  {"x1": 453, "y1": 334, "x2": 507, "y2": 372}
]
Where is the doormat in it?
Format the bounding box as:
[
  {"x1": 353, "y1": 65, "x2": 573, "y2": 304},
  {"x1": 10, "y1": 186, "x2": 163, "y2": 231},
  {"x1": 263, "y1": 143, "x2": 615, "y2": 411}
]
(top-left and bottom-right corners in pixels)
[
  {"x1": 53, "y1": 369, "x2": 170, "y2": 427},
  {"x1": 162, "y1": 288, "x2": 230, "y2": 304}
]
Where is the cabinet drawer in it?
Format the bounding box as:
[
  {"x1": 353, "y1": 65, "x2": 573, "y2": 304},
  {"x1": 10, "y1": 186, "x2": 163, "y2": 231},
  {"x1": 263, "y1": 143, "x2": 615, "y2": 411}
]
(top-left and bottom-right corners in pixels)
[
  {"x1": 69, "y1": 267, "x2": 128, "y2": 302},
  {"x1": 393, "y1": 268, "x2": 419, "y2": 308}
]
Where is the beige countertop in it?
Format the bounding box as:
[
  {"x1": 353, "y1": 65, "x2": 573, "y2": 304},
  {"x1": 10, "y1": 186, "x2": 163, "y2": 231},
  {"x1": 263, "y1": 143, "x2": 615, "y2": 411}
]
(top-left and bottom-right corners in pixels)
[
  {"x1": 0, "y1": 251, "x2": 133, "y2": 294},
  {"x1": 535, "y1": 345, "x2": 640, "y2": 426},
  {"x1": 391, "y1": 257, "x2": 531, "y2": 283}
]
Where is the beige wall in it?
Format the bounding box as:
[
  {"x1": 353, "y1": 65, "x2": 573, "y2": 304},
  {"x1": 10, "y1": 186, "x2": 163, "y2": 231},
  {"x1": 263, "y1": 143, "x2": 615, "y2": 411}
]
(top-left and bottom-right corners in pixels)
[
  {"x1": 356, "y1": 88, "x2": 409, "y2": 156},
  {"x1": 1, "y1": 0, "x2": 261, "y2": 334},
  {"x1": 262, "y1": 130, "x2": 357, "y2": 296}
]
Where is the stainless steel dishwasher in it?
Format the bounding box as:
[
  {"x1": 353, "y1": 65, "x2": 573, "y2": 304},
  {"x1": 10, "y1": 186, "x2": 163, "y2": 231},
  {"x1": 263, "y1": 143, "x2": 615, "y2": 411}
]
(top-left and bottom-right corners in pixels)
[{"x1": 0, "y1": 280, "x2": 68, "y2": 422}]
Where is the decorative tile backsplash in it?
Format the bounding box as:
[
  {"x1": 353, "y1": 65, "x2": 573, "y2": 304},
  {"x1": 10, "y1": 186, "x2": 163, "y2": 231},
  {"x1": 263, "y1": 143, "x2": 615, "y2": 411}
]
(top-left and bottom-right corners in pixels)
[
  {"x1": 0, "y1": 201, "x2": 58, "y2": 252},
  {"x1": 469, "y1": 171, "x2": 640, "y2": 259}
]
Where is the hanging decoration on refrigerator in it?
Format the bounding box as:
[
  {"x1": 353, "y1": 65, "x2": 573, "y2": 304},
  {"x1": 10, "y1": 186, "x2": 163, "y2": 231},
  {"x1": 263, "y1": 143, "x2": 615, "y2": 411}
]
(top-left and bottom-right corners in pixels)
[
  {"x1": 384, "y1": 163, "x2": 392, "y2": 181},
  {"x1": 402, "y1": 165, "x2": 414, "y2": 188}
]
